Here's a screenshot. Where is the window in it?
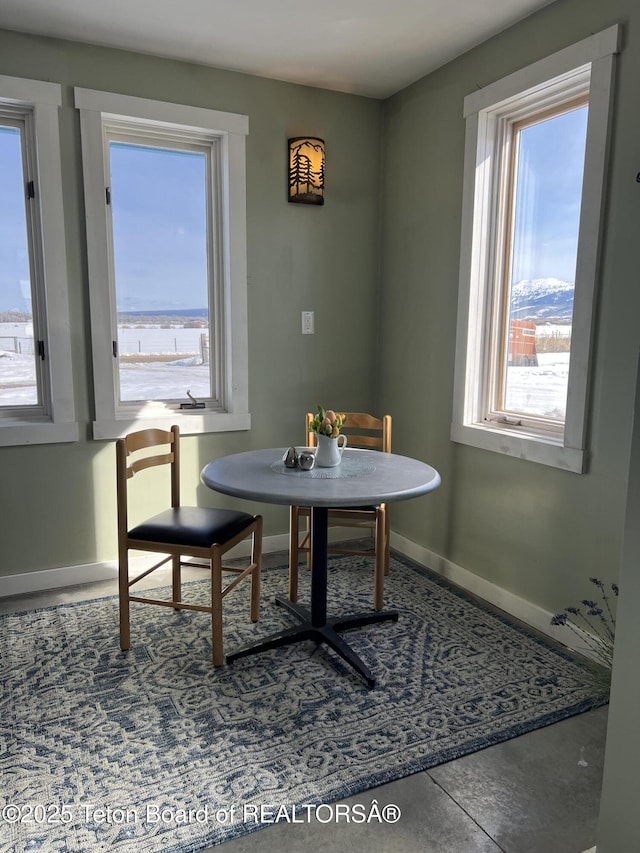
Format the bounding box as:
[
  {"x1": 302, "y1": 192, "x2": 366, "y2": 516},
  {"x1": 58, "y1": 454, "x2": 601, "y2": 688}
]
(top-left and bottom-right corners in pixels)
[
  {"x1": 487, "y1": 98, "x2": 588, "y2": 432},
  {"x1": 0, "y1": 75, "x2": 77, "y2": 446},
  {"x1": 451, "y1": 26, "x2": 619, "y2": 472},
  {"x1": 75, "y1": 89, "x2": 250, "y2": 439},
  {"x1": 0, "y1": 114, "x2": 41, "y2": 408},
  {"x1": 108, "y1": 130, "x2": 216, "y2": 405}
]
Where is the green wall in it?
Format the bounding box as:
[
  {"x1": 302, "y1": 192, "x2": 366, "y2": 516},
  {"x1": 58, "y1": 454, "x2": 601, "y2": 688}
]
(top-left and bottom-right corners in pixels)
[
  {"x1": 1, "y1": 0, "x2": 638, "y2": 626},
  {"x1": 597, "y1": 355, "x2": 640, "y2": 851},
  {"x1": 379, "y1": 0, "x2": 640, "y2": 614},
  {"x1": 0, "y1": 31, "x2": 383, "y2": 576}
]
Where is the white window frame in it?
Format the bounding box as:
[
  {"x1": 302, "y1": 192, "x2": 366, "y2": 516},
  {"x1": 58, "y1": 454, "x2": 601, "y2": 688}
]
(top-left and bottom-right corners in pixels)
[
  {"x1": 451, "y1": 26, "x2": 619, "y2": 473},
  {"x1": 75, "y1": 88, "x2": 250, "y2": 439},
  {"x1": 0, "y1": 75, "x2": 77, "y2": 447}
]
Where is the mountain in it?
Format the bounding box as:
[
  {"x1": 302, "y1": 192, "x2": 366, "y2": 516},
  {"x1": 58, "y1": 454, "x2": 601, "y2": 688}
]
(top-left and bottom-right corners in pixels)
[
  {"x1": 116, "y1": 294, "x2": 206, "y2": 314},
  {"x1": 510, "y1": 278, "x2": 574, "y2": 323},
  {"x1": 117, "y1": 307, "x2": 208, "y2": 318}
]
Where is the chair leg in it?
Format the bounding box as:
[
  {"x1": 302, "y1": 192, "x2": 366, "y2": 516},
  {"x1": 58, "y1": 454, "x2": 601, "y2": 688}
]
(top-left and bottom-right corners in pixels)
[
  {"x1": 288, "y1": 505, "x2": 299, "y2": 603},
  {"x1": 384, "y1": 504, "x2": 391, "y2": 576},
  {"x1": 210, "y1": 549, "x2": 224, "y2": 667},
  {"x1": 373, "y1": 506, "x2": 387, "y2": 611},
  {"x1": 250, "y1": 517, "x2": 262, "y2": 623},
  {"x1": 304, "y1": 512, "x2": 312, "y2": 571},
  {"x1": 172, "y1": 554, "x2": 181, "y2": 608},
  {"x1": 118, "y1": 545, "x2": 131, "y2": 651}
]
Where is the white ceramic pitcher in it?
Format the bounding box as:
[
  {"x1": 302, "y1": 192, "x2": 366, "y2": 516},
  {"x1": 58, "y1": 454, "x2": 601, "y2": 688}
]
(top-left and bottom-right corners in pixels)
[{"x1": 315, "y1": 433, "x2": 347, "y2": 467}]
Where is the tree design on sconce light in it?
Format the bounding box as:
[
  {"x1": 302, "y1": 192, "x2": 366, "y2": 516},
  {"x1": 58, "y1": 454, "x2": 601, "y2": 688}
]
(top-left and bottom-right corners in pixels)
[{"x1": 288, "y1": 137, "x2": 325, "y2": 205}]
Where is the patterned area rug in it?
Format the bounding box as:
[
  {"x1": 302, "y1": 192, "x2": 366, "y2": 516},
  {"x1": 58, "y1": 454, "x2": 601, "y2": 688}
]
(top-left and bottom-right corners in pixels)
[{"x1": 1, "y1": 555, "x2": 608, "y2": 853}]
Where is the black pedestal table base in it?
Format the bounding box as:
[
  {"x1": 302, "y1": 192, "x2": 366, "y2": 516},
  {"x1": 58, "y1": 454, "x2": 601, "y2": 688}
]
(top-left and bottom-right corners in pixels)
[
  {"x1": 226, "y1": 506, "x2": 398, "y2": 688},
  {"x1": 226, "y1": 596, "x2": 398, "y2": 689}
]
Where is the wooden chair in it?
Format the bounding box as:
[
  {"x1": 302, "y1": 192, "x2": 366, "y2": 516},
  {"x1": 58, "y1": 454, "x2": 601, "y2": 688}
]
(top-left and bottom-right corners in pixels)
[
  {"x1": 288, "y1": 412, "x2": 392, "y2": 611},
  {"x1": 116, "y1": 425, "x2": 262, "y2": 666}
]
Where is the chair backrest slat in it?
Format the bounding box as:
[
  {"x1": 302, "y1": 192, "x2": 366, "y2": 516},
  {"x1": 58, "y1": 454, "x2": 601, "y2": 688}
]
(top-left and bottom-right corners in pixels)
[
  {"x1": 341, "y1": 412, "x2": 381, "y2": 431},
  {"x1": 127, "y1": 452, "x2": 174, "y2": 478},
  {"x1": 305, "y1": 412, "x2": 391, "y2": 453},
  {"x1": 125, "y1": 428, "x2": 174, "y2": 454},
  {"x1": 116, "y1": 427, "x2": 181, "y2": 530},
  {"x1": 341, "y1": 433, "x2": 383, "y2": 449}
]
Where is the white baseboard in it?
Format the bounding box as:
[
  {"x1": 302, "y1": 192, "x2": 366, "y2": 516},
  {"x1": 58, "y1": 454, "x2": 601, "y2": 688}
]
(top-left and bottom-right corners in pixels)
[
  {"x1": 390, "y1": 531, "x2": 595, "y2": 659},
  {"x1": 1, "y1": 560, "x2": 120, "y2": 598},
  {"x1": 0, "y1": 528, "x2": 608, "y2": 665},
  {"x1": 0, "y1": 529, "x2": 355, "y2": 598}
]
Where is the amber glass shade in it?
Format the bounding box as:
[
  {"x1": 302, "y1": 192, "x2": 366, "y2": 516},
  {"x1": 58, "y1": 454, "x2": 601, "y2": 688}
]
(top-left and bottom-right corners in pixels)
[{"x1": 288, "y1": 137, "x2": 325, "y2": 205}]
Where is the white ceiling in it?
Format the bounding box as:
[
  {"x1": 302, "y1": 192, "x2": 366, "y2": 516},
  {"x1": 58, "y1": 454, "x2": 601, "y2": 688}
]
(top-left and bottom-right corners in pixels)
[{"x1": 0, "y1": 0, "x2": 555, "y2": 99}]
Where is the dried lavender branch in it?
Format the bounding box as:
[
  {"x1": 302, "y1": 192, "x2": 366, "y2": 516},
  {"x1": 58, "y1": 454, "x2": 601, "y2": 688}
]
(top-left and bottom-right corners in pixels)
[
  {"x1": 590, "y1": 577, "x2": 618, "y2": 629},
  {"x1": 551, "y1": 612, "x2": 613, "y2": 667}
]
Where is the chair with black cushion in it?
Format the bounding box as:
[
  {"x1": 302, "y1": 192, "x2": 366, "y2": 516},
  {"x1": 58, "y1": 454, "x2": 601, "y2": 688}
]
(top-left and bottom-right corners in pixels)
[
  {"x1": 288, "y1": 412, "x2": 392, "y2": 611},
  {"x1": 116, "y1": 425, "x2": 262, "y2": 665}
]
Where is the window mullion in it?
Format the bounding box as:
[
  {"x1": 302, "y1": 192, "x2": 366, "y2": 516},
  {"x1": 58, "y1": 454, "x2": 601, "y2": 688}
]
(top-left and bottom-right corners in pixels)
[
  {"x1": 209, "y1": 141, "x2": 224, "y2": 409},
  {"x1": 102, "y1": 131, "x2": 121, "y2": 412},
  {"x1": 0, "y1": 109, "x2": 46, "y2": 416},
  {"x1": 481, "y1": 115, "x2": 512, "y2": 424},
  {"x1": 22, "y1": 109, "x2": 51, "y2": 415},
  {"x1": 493, "y1": 119, "x2": 520, "y2": 417}
]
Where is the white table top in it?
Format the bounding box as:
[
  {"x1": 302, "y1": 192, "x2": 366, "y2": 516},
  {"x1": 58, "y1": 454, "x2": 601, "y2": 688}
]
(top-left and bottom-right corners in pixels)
[{"x1": 201, "y1": 447, "x2": 441, "y2": 508}]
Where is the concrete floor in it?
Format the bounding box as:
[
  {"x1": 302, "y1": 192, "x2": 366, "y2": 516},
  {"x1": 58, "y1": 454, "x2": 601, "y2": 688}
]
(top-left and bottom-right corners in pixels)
[
  {"x1": 1, "y1": 550, "x2": 608, "y2": 853},
  {"x1": 219, "y1": 704, "x2": 606, "y2": 853}
]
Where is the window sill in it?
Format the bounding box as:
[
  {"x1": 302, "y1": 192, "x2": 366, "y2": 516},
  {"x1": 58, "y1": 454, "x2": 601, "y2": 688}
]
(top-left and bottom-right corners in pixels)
[
  {"x1": 0, "y1": 420, "x2": 79, "y2": 447},
  {"x1": 92, "y1": 410, "x2": 251, "y2": 440},
  {"x1": 451, "y1": 422, "x2": 585, "y2": 473}
]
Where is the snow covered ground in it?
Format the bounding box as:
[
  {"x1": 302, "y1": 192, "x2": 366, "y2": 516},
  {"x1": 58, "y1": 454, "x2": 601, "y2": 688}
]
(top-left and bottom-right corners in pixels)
[
  {"x1": 504, "y1": 352, "x2": 569, "y2": 420},
  {"x1": 119, "y1": 358, "x2": 210, "y2": 401},
  {"x1": 0, "y1": 320, "x2": 570, "y2": 418},
  {"x1": 0, "y1": 349, "x2": 38, "y2": 405},
  {"x1": 0, "y1": 348, "x2": 570, "y2": 420},
  {"x1": 0, "y1": 350, "x2": 211, "y2": 405},
  {"x1": 0, "y1": 324, "x2": 209, "y2": 405},
  {"x1": 117, "y1": 325, "x2": 205, "y2": 356}
]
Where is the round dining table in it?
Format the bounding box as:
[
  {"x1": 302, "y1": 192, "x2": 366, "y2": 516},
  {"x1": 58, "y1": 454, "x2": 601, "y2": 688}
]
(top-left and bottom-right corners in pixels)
[{"x1": 201, "y1": 446, "x2": 441, "y2": 688}]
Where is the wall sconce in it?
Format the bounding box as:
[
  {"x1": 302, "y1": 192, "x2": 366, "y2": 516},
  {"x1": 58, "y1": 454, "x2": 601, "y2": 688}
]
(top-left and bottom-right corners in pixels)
[{"x1": 288, "y1": 137, "x2": 325, "y2": 205}]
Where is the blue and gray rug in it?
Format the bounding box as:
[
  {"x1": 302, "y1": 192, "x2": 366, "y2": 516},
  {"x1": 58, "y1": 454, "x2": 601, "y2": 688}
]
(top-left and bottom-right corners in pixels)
[{"x1": 0, "y1": 556, "x2": 608, "y2": 852}]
